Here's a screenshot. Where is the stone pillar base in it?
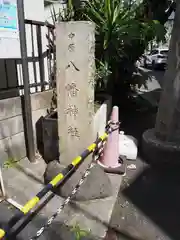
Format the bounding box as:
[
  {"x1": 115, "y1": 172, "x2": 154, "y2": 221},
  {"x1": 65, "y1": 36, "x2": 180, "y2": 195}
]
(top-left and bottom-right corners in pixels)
[
  {"x1": 142, "y1": 129, "x2": 180, "y2": 166},
  {"x1": 44, "y1": 161, "x2": 112, "y2": 201}
]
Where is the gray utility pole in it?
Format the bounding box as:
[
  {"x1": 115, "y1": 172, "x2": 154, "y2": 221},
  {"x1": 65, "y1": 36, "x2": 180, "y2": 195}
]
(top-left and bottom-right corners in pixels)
[{"x1": 17, "y1": 0, "x2": 36, "y2": 163}]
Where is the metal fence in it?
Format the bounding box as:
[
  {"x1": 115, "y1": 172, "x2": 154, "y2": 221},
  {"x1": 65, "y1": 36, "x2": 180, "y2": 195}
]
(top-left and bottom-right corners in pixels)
[{"x1": 0, "y1": 19, "x2": 55, "y2": 100}]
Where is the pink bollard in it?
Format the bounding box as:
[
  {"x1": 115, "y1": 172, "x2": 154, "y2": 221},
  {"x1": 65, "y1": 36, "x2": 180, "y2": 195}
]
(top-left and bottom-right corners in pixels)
[{"x1": 98, "y1": 106, "x2": 121, "y2": 169}]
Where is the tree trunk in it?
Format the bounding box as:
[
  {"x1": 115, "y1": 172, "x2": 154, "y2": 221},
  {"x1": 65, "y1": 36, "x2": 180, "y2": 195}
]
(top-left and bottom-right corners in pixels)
[{"x1": 155, "y1": 0, "x2": 180, "y2": 143}]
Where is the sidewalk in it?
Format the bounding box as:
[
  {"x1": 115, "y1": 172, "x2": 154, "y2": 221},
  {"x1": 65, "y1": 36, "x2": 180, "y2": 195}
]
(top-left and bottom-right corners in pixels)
[
  {"x1": 0, "y1": 157, "x2": 122, "y2": 240},
  {"x1": 107, "y1": 104, "x2": 176, "y2": 240}
]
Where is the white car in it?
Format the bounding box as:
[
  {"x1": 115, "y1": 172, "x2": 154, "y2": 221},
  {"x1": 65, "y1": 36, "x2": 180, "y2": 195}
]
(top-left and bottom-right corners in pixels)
[{"x1": 143, "y1": 48, "x2": 168, "y2": 69}]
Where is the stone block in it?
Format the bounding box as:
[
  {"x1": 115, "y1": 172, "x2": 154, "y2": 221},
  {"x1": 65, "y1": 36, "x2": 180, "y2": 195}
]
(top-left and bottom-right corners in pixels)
[
  {"x1": 0, "y1": 115, "x2": 23, "y2": 140},
  {"x1": 0, "y1": 97, "x2": 22, "y2": 121},
  {"x1": 0, "y1": 132, "x2": 26, "y2": 165},
  {"x1": 44, "y1": 160, "x2": 112, "y2": 201},
  {"x1": 31, "y1": 90, "x2": 53, "y2": 111}
]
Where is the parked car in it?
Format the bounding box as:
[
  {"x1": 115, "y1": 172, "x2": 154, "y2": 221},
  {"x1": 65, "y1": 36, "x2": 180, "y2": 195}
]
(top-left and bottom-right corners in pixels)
[{"x1": 143, "y1": 48, "x2": 169, "y2": 69}]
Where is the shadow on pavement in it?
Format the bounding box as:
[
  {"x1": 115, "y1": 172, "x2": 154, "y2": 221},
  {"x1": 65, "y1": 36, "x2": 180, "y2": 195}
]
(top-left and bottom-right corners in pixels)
[
  {"x1": 122, "y1": 166, "x2": 180, "y2": 240},
  {"x1": 0, "y1": 193, "x2": 147, "y2": 240},
  {"x1": 0, "y1": 204, "x2": 99, "y2": 240}
]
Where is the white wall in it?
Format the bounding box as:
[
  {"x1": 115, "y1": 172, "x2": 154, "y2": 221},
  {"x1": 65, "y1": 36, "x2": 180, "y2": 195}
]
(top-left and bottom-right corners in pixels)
[{"x1": 24, "y1": 0, "x2": 44, "y2": 21}]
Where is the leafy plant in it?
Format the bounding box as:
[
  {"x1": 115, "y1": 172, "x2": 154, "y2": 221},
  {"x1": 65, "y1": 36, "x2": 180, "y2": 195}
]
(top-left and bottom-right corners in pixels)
[
  {"x1": 3, "y1": 158, "x2": 20, "y2": 169},
  {"x1": 70, "y1": 223, "x2": 91, "y2": 240},
  {"x1": 50, "y1": 0, "x2": 74, "y2": 22},
  {"x1": 46, "y1": 0, "x2": 168, "y2": 108},
  {"x1": 76, "y1": 0, "x2": 166, "y2": 94}
]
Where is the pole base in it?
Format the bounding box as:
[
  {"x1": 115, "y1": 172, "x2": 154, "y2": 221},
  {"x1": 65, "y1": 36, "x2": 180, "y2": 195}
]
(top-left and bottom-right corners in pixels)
[
  {"x1": 44, "y1": 160, "x2": 113, "y2": 201},
  {"x1": 97, "y1": 156, "x2": 126, "y2": 176},
  {"x1": 142, "y1": 128, "x2": 180, "y2": 166}
]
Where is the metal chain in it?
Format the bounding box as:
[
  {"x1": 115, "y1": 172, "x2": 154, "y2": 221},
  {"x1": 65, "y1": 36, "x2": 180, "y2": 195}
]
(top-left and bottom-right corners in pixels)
[
  {"x1": 30, "y1": 141, "x2": 106, "y2": 240},
  {"x1": 29, "y1": 121, "x2": 118, "y2": 239},
  {"x1": 106, "y1": 120, "x2": 120, "y2": 134}
]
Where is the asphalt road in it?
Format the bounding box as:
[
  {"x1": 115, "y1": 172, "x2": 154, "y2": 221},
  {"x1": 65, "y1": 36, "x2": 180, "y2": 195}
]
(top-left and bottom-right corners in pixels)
[{"x1": 138, "y1": 67, "x2": 165, "y2": 92}]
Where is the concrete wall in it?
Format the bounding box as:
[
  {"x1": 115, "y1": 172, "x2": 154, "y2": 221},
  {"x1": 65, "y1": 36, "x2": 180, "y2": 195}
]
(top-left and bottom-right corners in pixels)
[
  {"x1": 0, "y1": 90, "x2": 52, "y2": 165},
  {"x1": 0, "y1": 90, "x2": 111, "y2": 165},
  {"x1": 93, "y1": 96, "x2": 112, "y2": 138}
]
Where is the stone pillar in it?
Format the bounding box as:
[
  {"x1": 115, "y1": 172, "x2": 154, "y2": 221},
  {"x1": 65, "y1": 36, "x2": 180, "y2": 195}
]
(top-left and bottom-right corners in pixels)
[
  {"x1": 54, "y1": 21, "x2": 112, "y2": 200},
  {"x1": 142, "y1": 2, "x2": 180, "y2": 165},
  {"x1": 56, "y1": 21, "x2": 95, "y2": 165}
]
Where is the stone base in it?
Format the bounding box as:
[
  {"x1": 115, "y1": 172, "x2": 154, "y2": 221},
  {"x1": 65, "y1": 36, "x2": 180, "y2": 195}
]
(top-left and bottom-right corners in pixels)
[
  {"x1": 44, "y1": 161, "x2": 112, "y2": 201},
  {"x1": 142, "y1": 128, "x2": 180, "y2": 166},
  {"x1": 61, "y1": 173, "x2": 122, "y2": 239}
]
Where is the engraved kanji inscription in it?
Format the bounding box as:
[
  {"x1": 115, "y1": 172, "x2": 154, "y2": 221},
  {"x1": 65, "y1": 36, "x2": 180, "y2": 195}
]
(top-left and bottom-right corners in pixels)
[
  {"x1": 88, "y1": 98, "x2": 94, "y2": 108},
  {"x1": 89, "y1": 44, "x2": 95, "y2": 54},
  {"x1": 88, "y1": 111, "x2": 94, "y2": 118},
  {"x1": 66, "y1": 61, "x2": 80, "y2": 71},
  {"x1": 68, "y1": 126, "x2": 80, "y2": 138},
  {"x1": 88, "y1": 98, "x2": 94, "y2": 119},
  {"x1": 68, "y1": 43, "x2": 75, "y2": 52},
  {"x1": 65, "y1": 105, "x2": 79, "y2": 118},
  {"x1": 65, "y1": 83, "x2": 79, "y2": 97},
  {"x1": 68, "y1": 32, "x2": 75, "y2": 39},
  {"x1": 88, "y1": 76, "x2": 95, "y2": 89}
]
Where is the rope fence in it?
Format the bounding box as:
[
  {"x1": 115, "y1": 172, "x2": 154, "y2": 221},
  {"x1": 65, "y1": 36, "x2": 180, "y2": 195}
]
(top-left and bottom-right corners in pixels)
[{"x1": 0, "y1": 121, "x2": 120, "y2": 240}]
